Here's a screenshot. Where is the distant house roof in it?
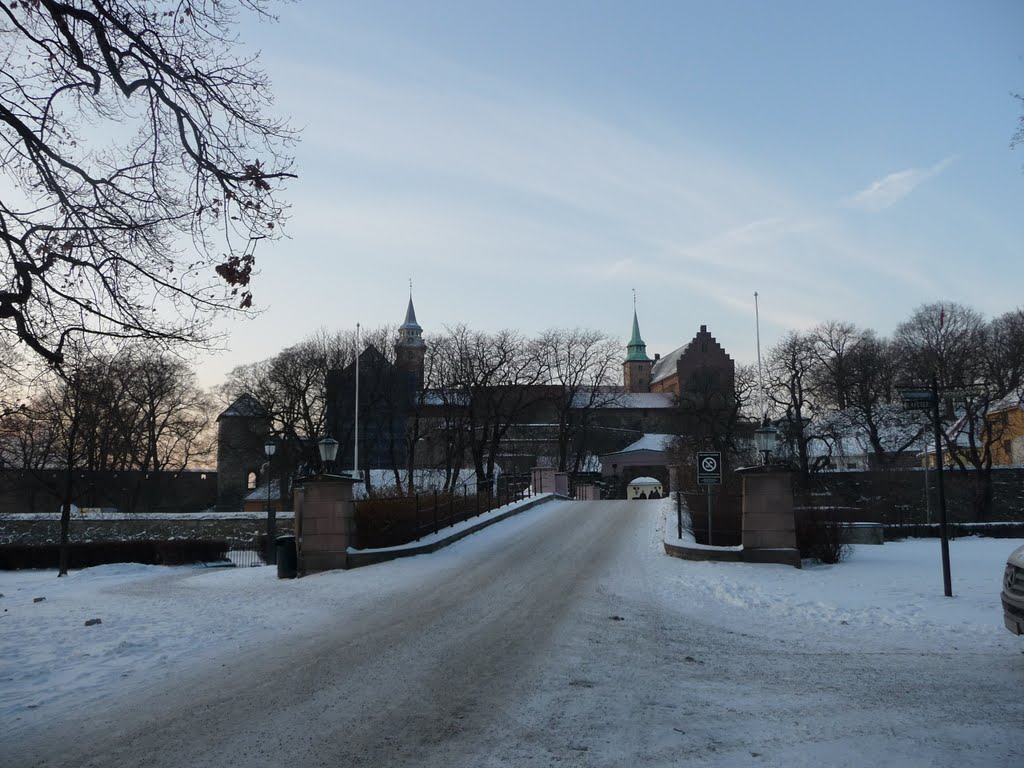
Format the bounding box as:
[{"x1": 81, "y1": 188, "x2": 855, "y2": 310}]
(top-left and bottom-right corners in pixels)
[
  {"x1": 244, "y1": 479, "x2": 282, "y2": 502},
  {"x1": 628, "y1": 476, "x2": 662, "y2": 486},
  {"x1": 218, "y1": 394, "x2": 266, "y2": 420},
  {"x1": 599, "y1": 434, "x2": 674, "y2": 473},
  {"x1": 605, "y1": 433, "x2": 674, "y2": 456},
  {"x1": 650, "y1": 343, "x2": 688, "y2": 384},
  {"x1": 987, "y1": 395, "x2": 1024, "y2": 417},
  {"x1": 570, "y1": 389, "x2": 674, "y2": 410},
  {"x1": 609, "y1": 392, "x2": 675, "y2": 409}
]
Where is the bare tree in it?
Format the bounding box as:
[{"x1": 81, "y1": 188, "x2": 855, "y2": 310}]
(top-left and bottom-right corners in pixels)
[
  {"x1": 0, "y1": 1, "x2": 295, "y2": 366},
  {"x1": 894, "y1": 303, "x2": 1024, "y2": 519},
  {"x1": 440, "y1": 326, "x2": 545, "y2": 484},
  {"x1": 38, "y1": 344, "x2": 114, "y2": 574},
  {"x1": 224, "y1": 328, "x2": 360, "y2": 451},
  {"x1": 417, "y1": 332, "x2": 470, "y2": 492},
  {"x1": 893, "y1": 302, "x2": 987, "y2": 404},
  {"x1": 842, "y1": 332, "x2": 926, "y2": 468},
  {"x1": 1013, "y1": 92, "x2": 1024, "y2": 156},
  {"x1": 536, "y1": 328, "x2": 622, "y2": 472},
  {"x1": 119, "y1": 349, "x2": 214, "y2": 473},
  {"x1": 765, "y1": 331, "x2": 821, "y2": 477},
  {"x1": 808, "y1": 320, "x2": 862, "y2": 411}
]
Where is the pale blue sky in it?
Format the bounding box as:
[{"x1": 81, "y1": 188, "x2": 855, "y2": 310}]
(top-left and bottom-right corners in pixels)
[{"x1": 201, "y1": 0, "x2": 1024, "y2": 385}]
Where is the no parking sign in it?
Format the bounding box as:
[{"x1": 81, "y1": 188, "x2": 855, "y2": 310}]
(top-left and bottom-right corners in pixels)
[{"x1": 697, "y1": 452, "x2": 722, "y2": 485}]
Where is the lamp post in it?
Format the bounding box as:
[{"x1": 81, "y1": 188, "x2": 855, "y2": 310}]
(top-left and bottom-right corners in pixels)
[
  {"x1": 264, "y1": 437, "x2": 277, "y2": 565},
  {"x1": 318, "y1": 436, "x2": 340, "y2": 476},
  {"x1": 754, "y1": 417, "x2": 778, "y2": 465}
]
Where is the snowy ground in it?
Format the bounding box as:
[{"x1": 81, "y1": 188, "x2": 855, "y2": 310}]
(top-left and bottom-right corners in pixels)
[
  {"x1": 2, "y1": 496, "x2": 1022, "y2": 766},
  {"x1": 656, "y1": 497, "x2": 1021, "y2": 652}
]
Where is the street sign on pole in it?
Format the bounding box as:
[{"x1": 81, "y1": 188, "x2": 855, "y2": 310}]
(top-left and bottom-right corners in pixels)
[
  {"x1": 941, "y1": 386, "x2": 983, "y2": 399},
  {"x1": 697, "y1": 452, "x2": 722, "y2": 485},
  {"x1": 900, "y1": 380, "x2": 954, "y2": 596}
]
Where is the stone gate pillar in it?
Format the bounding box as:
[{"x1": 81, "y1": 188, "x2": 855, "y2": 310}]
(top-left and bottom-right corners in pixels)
[
  {"x1": 294, "y1": 474, "x2": 362, "y2": 575},
  {"x1": 531, "y1": 467, "x2": 555, "y2": 494},
  {"x1": 736, "y1": 466, "x2": 801, "y2": 569}
]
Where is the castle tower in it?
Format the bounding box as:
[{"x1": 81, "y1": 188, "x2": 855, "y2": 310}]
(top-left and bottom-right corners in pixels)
[
  {"x1": 623, "y1": 308, "x2": 653, "y2": 393},
  {"x1": 215, "y1": 394, "x2": 270, "y2": 510},
  {"x1": 395, "y1": 292, "x2": 427, "y2": 389}
]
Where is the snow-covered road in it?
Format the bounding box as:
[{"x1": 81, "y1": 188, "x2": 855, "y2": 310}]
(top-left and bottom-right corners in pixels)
[{"x1": 3, "y1": 498, "x2": 1023, "y2": 767}]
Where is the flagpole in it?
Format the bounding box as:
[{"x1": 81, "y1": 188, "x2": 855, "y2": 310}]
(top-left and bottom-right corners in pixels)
[
  {"x1": 755, "y1": 291, "x2": 764, "y2": 416},
  {"x1": 354, "y1": 322, "x2": 360, "y2": 477}
]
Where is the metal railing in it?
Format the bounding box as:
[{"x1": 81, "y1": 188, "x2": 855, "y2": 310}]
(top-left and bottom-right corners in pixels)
[{"x1": 353, "y1": 477, "x2": 532, "y2": 550}]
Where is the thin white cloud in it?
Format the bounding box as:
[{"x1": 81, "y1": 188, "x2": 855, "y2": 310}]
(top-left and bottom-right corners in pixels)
[
  {"x1": 846, "y1": 157, "x2": 955, "y2": 211},
  {"x1": 192, "y1": 34, "x2": 1002, "y2": 390}
]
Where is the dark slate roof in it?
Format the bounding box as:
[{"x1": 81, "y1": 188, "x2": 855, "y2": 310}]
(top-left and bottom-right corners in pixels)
[
  {"x1": 650, "y1": 343, "x2": 688, "y2": 384},
  {"x1": 400, "y1": 296, "x2": 422, "y2": 332},
  {"x1": 217, "y1": 394, "x2": 266, "y2": 420}
]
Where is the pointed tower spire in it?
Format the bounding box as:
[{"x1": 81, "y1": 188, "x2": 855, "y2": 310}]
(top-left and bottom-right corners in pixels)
[
  {"x1": 395, "y1": 283, "x2": 426, "y2": 389},
  {"x1": 401, "y1": 295, "x2": 420, "y2": 333},
  {"x1": 623, "y1": 292, "x2": 653, "y2": 393},
  {"x1": 625, "y1": 299, "x2": 651, "y2": 362},
  {"x1": 399, "y1": 281, "x2": 424, "y2": 344}
]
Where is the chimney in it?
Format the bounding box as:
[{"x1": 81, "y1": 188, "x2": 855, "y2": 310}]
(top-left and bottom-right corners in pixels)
[{"x1": 654, "y1": 353, "x2": 661, "y2": 361}]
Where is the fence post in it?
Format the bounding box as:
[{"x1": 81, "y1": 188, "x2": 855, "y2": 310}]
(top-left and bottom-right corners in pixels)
[
  {"x1": 475, "y1": 484, "x2": 479, "y2": 516},
  {"x1": 433, "y1": 490, "x2": 439, "y2": 534},
  {"x1": 449, "y1": 490, "x2": 454, "y2": 525},
  {"x1": 415, "y1": 494, "x2": 421, "y2": 541},
  {"x1": 488, "y1": 481, "x2": 493, "y2": 512}
]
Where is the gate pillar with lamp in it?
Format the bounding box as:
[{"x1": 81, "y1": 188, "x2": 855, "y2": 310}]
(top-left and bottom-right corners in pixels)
[
  {"x1": 263, "y1": 437, "x2": 277, "y2": 565},
  {"x1": 293, "y1": 436, "x2": 363, "y2": 575},
  {"x1": 738, "y1": 419, "x2": 801, "y2": 568}
]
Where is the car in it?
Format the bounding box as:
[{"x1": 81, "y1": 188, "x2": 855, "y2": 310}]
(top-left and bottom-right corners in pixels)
[{"x1": 1003, "y1": 545, "x2": 1024, "y2": 636}]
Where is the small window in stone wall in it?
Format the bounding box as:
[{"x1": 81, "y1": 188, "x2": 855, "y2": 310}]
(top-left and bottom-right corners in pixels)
[{"x1": 247, "y1": 471, "x2": 257, "y2": 490}]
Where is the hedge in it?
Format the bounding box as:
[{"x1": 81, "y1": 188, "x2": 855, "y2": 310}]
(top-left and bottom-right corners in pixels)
[{"x1": 0, "y1": 539, "x2": 230, "y2": 570}]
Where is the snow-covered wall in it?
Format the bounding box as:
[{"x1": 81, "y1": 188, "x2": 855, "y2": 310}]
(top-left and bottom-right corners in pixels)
[{"x1": 0, "y1": 513, "x2": 292, "y2": 546}]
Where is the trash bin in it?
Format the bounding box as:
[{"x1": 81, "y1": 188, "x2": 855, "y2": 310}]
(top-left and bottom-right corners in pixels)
[{"x1": 276, "y1": 535, "x2": 297, "y2": 579}]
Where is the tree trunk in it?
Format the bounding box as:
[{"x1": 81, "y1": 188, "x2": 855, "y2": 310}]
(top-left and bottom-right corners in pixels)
[{"x1": 58, "y1": 467, "x2": 73, "y2": 577}]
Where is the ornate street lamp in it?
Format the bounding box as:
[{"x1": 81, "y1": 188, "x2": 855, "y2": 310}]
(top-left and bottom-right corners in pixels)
[
  {"x1": 264, "y1": 438, "x2": 277, "y2": 564},
  {"x1": 754, "y1": 417, "x2": 778, "y2": 465},
  {"x1": 317, "y1": 436, "x2": 339, "y2": 476}
]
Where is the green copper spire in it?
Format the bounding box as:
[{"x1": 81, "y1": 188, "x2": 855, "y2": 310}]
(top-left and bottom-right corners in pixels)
[{"x1": 625, "y1": 309, "x2": 651, "y2": 362}]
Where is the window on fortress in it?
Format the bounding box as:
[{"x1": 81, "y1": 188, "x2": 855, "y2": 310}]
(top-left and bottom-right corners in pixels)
[{"x1": 247, "y1": 471, "x2": 257, "y2": 490}]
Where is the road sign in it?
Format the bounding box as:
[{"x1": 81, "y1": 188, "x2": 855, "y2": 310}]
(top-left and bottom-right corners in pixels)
[
  {"x1": 697, "y1": 452, "x2": 722, "y2": 485},
  {"x1": 905, "y1": 400, "x2": 933, "y2": 411},
  {"x1": 942, "y1": 386, "x2": 983, "y2": 399}
]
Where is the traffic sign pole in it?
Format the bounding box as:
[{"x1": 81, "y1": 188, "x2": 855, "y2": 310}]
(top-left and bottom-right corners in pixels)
[
  {"x1": 931, "y1": 374, "x2": 953, "y2": 597},
  {"x1": 696, "y1": 452, "x2": 722, "y2": 545},
  {"x1": 898, "y1": 379, "x2": 955, "y2": 597},
  {"x1": 706, "y1": 485, "x2": 713, "y2": 546}
]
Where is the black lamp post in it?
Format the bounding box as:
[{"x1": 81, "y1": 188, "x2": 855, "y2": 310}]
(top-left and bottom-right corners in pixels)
[
  {"x1": 318, "y1": 436, "x2": 339, "y2": 475},
  {"x1": 754, "y1": 416, "x2": 778, "y2": 465},
  {"x1": 264, "y1": 437, "x2": 277, "y2": 565}
]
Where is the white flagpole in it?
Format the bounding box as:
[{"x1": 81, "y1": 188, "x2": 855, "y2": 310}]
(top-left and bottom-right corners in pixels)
[
  {"x1": 755, "y1": 291, "x2": 764, "y2": 417},
  {"x1": 354, "y1": 322, "x2": 360, "y2": 477}
]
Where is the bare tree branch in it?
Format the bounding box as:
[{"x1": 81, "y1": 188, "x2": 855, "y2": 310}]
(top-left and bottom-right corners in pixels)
[{"x1": 0, "y1": 0, "x2": 296, "y2": 364}]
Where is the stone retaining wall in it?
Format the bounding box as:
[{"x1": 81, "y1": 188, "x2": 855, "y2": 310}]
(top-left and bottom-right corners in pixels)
[{"x1": 0, "y1": 514, "x2": 293, "y2": 546}]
